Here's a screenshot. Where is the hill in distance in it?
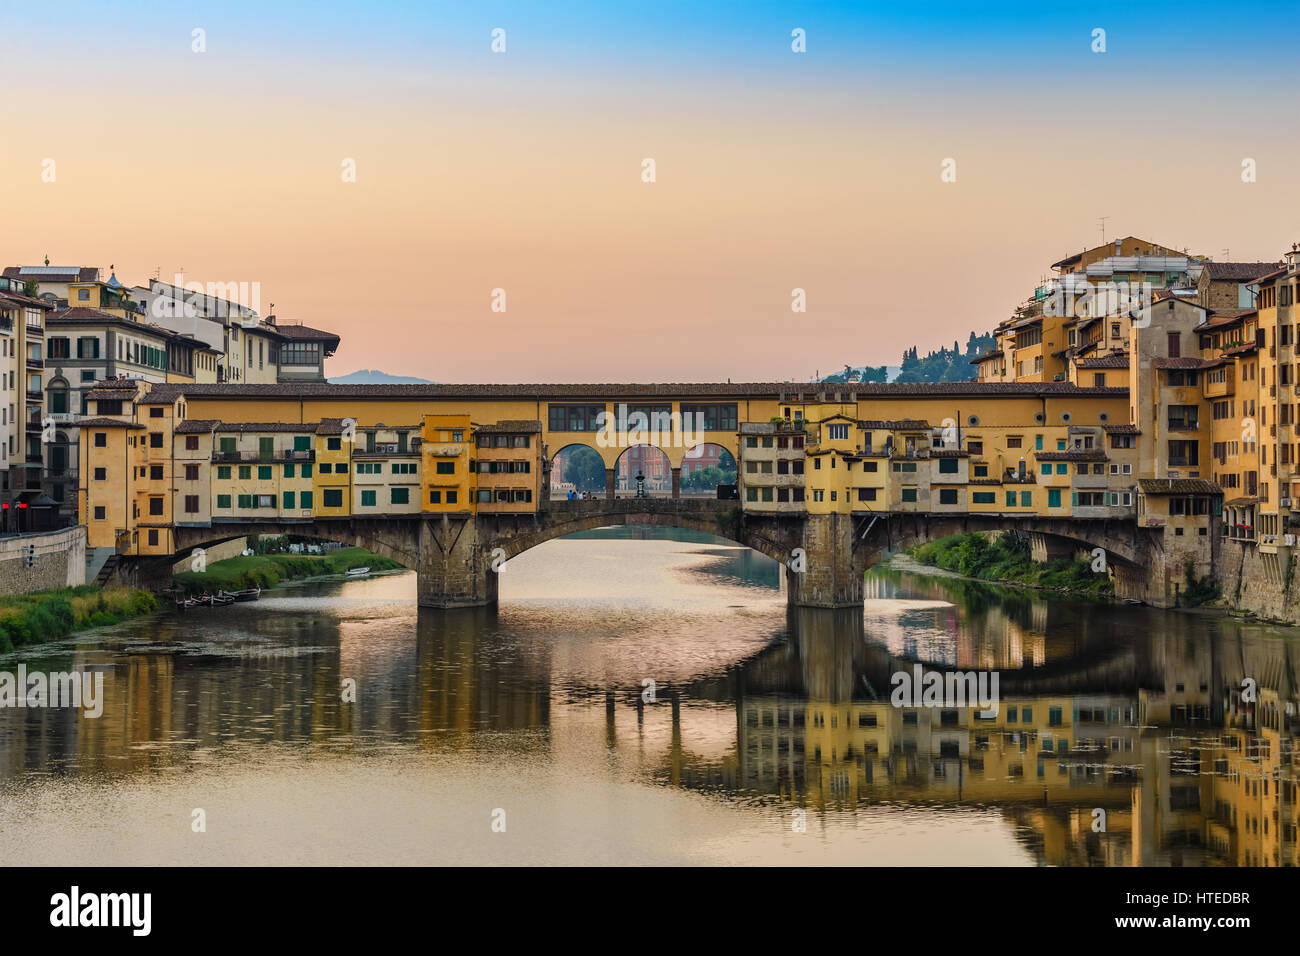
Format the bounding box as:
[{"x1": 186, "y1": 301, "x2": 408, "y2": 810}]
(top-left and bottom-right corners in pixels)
[{"x1": 329, "y1": 369, "x2": 436, "y2": 385}]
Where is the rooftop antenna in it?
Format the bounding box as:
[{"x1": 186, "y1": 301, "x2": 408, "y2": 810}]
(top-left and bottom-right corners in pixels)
[
  {"x1": 1098, "y1": 216, "x2": 1111, "y2": 244},
  {"x1": 43, "y1": 254, "x2": 49, "y2": 266},
  {"x1": 1222, "y1": 249, "x2": 1230, "y2": 261}
]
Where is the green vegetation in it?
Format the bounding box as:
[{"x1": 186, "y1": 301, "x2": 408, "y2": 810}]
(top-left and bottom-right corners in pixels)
[
  {"x1": 911, "y1": 531, "x2": 1114, "y2": 594},
  {"x1": 1182, "y1": 562, "x2": 1220, "y2": 607},
  {"x1": 0, "y1": 586, "x2": 159, "y2": 653},
  {"x1": 824, "y1": 331, "x2": 996, "y2": 385},
  {"x1": 173, "y1": 546, "x2": 402, "y2": 595},
  {"x1": 562, "y1": 445, "x2": 607, "y2": 492}
]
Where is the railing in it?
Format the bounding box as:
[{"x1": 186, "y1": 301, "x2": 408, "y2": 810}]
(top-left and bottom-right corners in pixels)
[{"x1": 212, "y1": 449, "x2": 315, "y2": 463}]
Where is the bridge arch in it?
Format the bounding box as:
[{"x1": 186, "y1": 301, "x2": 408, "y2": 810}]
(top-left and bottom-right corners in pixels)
[
  {"x1": 613, "y1": 443, "x2": 673, "y2": 497},
  {"x1": 549, "y1": 443, "x2": 608, "y2": 498},
  {"x1": 681, "y1": 442, "x2": 737, "y2": 497}
]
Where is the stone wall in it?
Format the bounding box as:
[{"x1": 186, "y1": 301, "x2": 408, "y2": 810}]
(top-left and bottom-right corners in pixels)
[
  {"x1": 171, "y1": 535, "x2": 249, "y2": 574},
  {"x1": 1219, "y1": 540, "x2": 1300, "y2": 623},
  {"x1": 0, "y1": 526, "x2": 86, "y2": 594}
]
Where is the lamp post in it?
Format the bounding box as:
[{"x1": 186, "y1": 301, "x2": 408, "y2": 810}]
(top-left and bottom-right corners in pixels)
[{"x1": 635, "y1": 472, "x2": 647, "y2": 499}]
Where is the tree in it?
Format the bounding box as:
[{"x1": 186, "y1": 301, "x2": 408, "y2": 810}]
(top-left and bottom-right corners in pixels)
[{"x1": 562, "y1": 446, "x2": 606, "y2": 491}]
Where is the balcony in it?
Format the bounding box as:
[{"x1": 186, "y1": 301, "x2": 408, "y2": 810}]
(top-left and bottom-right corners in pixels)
[
  {"x1": 25, "y1": 390, "x2": 42, "y2": 402},
  {"x1": 425, "y1": 444, "x2": 464, "y2": 458},
  {"x1": 211, "y1": 449, "x2": 315, "y2": 463},
  {"x1": 25, "y1": 357, "x2": 42, "y2": 370}
]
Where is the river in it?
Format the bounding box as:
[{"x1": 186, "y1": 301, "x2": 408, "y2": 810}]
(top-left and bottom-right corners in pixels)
[{"x1": 0, "y1": 527, "x2": 1296, "y2": 866}]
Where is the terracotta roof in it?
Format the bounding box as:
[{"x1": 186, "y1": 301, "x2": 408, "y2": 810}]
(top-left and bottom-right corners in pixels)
[
  {"x1": 1075, "y1": 355, "x2": 1129, "y2": 369},
  {"x1": 76, "y1": 417, "x2": 144, "y2": 429},
  {"x1": 174, "y1": 419, "x2": 221, "y2": 434},
  {"x1": 475, "y1": 420, "x2": 543, "y2": 433},
  {"x1": 1152, "y1": 358, "x2": 1209, "y2": 370},
  {"x1": 213, "y1": 422, "x2": 319, "y2": 434},
  {"x1": 1035, "y1": 450, "x2": 1107, "y2": 462},
  {"x1": 1138, "y1": 478, "x2": 1222, "y2": 495},
  {"x1": 1103, "y1": 424, "x2": 1140, "y2": 434},
  {"x1": 316, "y1": 417, "x2": 348, "y2": 435},
  {"x1": 269, "y1": 322, "x2": 340, "y2": 343},
  {"x1": 3, "y1": 265, "x2": 99, "y2": 282},
  {"x1": 1222, "y1": 343, "x2": 1259, "y2": 356},
  {"x1": 48, "y1": 306, "x2": 125, "y2": 321},
  {"x1": 1194, "y1": 310, "x2": 1252, "y2": 331},
  {"x1": 859, "y1": 419, "x2": 932, "y2": 430},
  {"x1": 1203, "y1": 261, "x2": 1277, "y2": 281},
  {"x1": 0, "y1": 290, "x2": 55, "y2": 310},
  {"x1": 1224, "y1": 496, "x2": 1259, "y2": 507},
  {"x1": 930, "y1": 449, "x2": 970, "y2": 458},
  {"x1": 124, "y1": 381, "x2": 1129, "y2": 400},
  {"x1": 969, "y1": 351, "x2": 1002, "y2": 365},
  {"x1": 1250, "y1": 267, "x2": 1287, "y2": 285}
]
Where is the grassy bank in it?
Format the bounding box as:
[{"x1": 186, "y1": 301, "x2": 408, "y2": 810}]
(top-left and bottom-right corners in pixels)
[
  {"x1": 911, "y1": 531, "x2": 1114, "y2": 595},
  {"x1": 0, "y1": 586, "x2": 160, "y2": 653},
  {"x1": 172, "y1": 547, "x2": 403, "y2": 595}
]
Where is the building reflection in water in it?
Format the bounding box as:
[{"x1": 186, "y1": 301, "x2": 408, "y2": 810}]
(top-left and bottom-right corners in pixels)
[{"x1": 0, "y1": 552, "x2": 1297, "y2": 868}]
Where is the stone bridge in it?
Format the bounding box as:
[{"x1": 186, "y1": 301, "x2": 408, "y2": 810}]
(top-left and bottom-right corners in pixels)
[{"x1": 139, "y1": 502, "x2": 1173, "y2": 607}]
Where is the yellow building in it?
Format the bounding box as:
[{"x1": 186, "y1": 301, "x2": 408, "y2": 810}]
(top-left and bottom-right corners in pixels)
[
  {"x1": 473, "y1": 420, "x2": 542, "y2": 512},
  {"x1": 314, "y1": 419, "x2": 352, "y2": 517},
  {"x1": 421, "y1": 414, "x2": 473, "y2": 513}
]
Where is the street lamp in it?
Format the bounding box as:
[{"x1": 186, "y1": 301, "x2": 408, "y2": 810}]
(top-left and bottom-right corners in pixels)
[{"x1": 635, "y1": 472, "x2": 647, "y2": 498}]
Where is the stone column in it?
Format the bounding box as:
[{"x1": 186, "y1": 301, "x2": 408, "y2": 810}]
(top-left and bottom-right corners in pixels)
[
  {"x1": 605, "y1": 468, "x2": 616, "y2": 501},
  {"x1": 786, "y1": 512, "x2": 864, "y2": 608},
  {"x1": 416, "y1": 516, "x2": 499, "y2": 608},
  {"x1": 671, "y1": 467, "x2": 681, "y2": 498}
]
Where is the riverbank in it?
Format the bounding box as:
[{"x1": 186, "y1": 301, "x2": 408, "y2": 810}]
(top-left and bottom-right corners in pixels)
[
  {"x1": 0, "y1": 586, "x2": 159, "y2": 652},
  {"x1": 172, "y1": 547, "x2": 403, "y2": 595},
  {"x1": 909, "y1": 531, "x2": 1114, "y2": 596}
]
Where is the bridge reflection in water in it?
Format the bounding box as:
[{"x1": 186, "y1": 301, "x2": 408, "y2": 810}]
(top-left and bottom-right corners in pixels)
[{"x1": 1, "y1": 532, "x2": 1296, "y2": 867}]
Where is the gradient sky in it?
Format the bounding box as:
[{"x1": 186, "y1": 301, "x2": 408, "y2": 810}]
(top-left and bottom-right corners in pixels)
[{"x1": 3, "y1": 1, "x2": 1297, "y2": 382}]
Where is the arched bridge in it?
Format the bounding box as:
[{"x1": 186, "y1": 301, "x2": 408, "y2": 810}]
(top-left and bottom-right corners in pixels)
[{"x1": 146, "y1": 502, "x2": 1167, "y2": 608}]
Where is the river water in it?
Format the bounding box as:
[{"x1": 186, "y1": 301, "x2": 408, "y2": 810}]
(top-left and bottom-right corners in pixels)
[{"x1": 1, "y1": 527, "x2": 1296, "y2": 866}]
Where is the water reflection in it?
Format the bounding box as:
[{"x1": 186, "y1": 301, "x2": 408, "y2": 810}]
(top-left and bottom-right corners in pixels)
[{"x1": 0, "y1": 529, "x2": 1297, "y2": 866}]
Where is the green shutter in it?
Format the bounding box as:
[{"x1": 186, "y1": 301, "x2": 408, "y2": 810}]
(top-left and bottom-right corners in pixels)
[
  {"x1": 216, "y1": 494, "x2": 231, "y2": 509},
  {"x1": 258, "y1": 466, "x2": 272, "y2": 480},
  {"x1": 284, "y1": 463, "x2": 295, "y2": 478},
  {"x1": 217, "y1": 466, "x2": 231, "y2": 480},
  {"x1": 283, "y1": 491, "x2": 295, "y2": 509},
  {"x1": 299, "y1": 491, "x2": 313, "y2": 509}
]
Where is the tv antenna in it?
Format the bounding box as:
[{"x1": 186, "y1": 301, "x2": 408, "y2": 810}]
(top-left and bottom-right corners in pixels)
[{"x1": 1098, "y1": 216, "x2": 1111, "y2": 244}]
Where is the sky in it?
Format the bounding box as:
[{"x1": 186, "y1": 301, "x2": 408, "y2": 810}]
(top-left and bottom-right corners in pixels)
[{"x1": 2, "y1": 1, "x2": 1297, "y2": 382}]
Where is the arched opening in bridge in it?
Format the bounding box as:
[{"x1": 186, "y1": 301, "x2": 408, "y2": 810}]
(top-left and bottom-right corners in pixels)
[
  {"x1": 505, "y1": 524, "x2": 783, "y2": 596},
  {"x1": 680, "y1": 443, "x2": 737, "y2": 497},
  {"x1": 614, "y1": 444, "x2": 672, "y2": 498},
  {"x1": 549, "y1": 444, "x2": 606, "y2": 499}
]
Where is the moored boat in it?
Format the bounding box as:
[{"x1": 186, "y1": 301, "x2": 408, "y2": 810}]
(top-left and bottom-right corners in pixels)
[{"x1": 345, "y1": 566, "x2": 371, "y2": 578}]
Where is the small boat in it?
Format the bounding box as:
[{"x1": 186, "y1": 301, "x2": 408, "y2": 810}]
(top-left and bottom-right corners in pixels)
[
  {"x1": 230, "y1": 587, "x2": 261, "y2": 602},
  {"x1": 210, "y1": 593, "x2": 236, "y2": 606},
  {"x1": 345, "y1": 566, "x2": 371, "y2": 578}
]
